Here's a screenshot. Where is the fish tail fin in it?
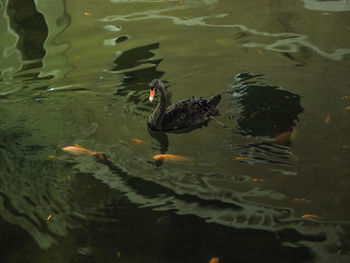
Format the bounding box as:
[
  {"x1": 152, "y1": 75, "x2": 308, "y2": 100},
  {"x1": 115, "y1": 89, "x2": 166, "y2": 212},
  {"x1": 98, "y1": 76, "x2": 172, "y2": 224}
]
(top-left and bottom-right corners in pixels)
[
  {"x1": 209, "y1": 94, "x2": 221, "y2": 107},
  {"x1": 95, "y1": 152, "x2": 105, "y2": 161}
]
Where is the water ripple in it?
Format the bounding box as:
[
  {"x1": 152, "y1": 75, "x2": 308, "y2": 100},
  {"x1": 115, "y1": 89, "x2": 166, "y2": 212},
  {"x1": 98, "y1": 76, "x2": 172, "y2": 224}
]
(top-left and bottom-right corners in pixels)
[
  {"x1": 80, "y1": 143, "x2": 350, "y2": 262},
  {"x1": 101, "y1": 6, "x2": 350, "y2": 61}
]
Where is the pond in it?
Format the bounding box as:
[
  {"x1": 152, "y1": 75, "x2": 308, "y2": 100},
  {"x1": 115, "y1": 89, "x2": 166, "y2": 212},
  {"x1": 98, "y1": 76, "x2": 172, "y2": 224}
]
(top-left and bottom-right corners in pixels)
[{"x1": 1, "y1": 0, "x2": 350, "y2": 262}]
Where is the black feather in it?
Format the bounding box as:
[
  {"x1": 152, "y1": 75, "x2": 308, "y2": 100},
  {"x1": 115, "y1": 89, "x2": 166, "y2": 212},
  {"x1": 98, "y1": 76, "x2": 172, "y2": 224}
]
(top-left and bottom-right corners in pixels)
[{"x1": 147, "y1": 79, "x2": 221, "y2": 131}]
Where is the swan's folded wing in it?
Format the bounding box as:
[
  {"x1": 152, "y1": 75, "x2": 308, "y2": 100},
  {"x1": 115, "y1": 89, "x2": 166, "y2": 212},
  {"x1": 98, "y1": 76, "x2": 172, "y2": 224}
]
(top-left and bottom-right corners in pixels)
[{"x1": 163, "y1": 99, "x2": 212, "y2": 130}]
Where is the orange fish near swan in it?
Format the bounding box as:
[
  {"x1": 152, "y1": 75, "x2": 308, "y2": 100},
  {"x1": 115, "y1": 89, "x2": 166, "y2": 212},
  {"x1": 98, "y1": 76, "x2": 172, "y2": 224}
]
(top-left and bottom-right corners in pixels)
[
  {"x1": 62, "y1": 144, "x2": 104, "y2": 160},
  {"x1": 302, "y1": 214, "x2": 320, "y2": 219},
  {"x1": 153, "y1": 154, "x2": 194, "y2": 162}
]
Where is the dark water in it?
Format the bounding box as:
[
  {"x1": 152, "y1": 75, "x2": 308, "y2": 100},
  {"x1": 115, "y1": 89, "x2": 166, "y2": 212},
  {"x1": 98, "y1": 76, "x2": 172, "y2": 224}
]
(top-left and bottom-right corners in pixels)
[{"x1": 1, "y1": 0, "x2": 350, "y2": 262}]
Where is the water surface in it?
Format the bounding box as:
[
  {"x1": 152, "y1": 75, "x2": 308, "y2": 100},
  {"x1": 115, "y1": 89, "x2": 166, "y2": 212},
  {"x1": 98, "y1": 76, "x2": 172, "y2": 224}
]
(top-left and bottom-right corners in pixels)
[{"x1": 1, "y1": 0, "x2": 350, "y2": 262}]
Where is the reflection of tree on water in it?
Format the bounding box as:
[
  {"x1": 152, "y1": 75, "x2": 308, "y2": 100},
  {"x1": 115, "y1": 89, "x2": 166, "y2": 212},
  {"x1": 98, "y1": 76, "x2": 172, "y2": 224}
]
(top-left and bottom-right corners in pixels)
[
  {"x1": 0, "y1": 0, "x2": 73, "y2": 249},
  {"x1": 7, "y1": 0, "x2": 48, "y2": 65},
  {"x1": 111, "y1": 43, "x2": 162, "y2": 72},
  {"x1": 226, "y1": 73, "x2": 303, "y2": 165},
  {"x1": 228, "y1": 73, "x2": 303, "y2": 139},
  {"x1": 6, "y1": 0, "x2": 71, "y2": 77},
  {"x1": 1, "y1": 0, "x2": 71, "y2": 105},
  {"x1": 111, "y1": 42, "x2": 167, "y2": 106}
]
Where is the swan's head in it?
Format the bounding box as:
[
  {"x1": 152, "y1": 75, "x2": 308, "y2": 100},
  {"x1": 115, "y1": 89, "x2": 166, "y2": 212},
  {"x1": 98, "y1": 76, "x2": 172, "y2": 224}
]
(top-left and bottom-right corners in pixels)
[{"x1": 149, "y1": 79, "x2": 163, "y2": 102}]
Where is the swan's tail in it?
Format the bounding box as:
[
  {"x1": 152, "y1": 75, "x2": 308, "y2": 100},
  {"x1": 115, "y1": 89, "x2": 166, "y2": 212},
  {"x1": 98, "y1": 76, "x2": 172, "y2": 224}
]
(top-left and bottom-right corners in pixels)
[{"x1": 209, "y1": 94, "x2": 221, "y2": 107}]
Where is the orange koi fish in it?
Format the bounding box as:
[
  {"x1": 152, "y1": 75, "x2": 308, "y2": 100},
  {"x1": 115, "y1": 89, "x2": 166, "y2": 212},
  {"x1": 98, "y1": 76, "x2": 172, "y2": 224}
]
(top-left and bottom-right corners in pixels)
[
  {"x1": 153, "y1": 154, "x2": 194, "y2": 162},
  {"x1": 325, "y1": 114, "x2": 330, "y2": 124},
  {"x1": 234, "y1": 156, "x2": 249, "y2": 161},
  {"x1": 249, "y1": 111, "x2": 259, "y2": 118},
  {"x1": 84, "y1": 12, "x2": 93, "y2": 16},
  {"x1": 209, "y1": 257, "x2": 220, "y2": 263},
  {"x1": 271, "y1": 130, "x2": 296, "y2": 145},
  {"x1": 132, "y1": 138, "x2": 145, "y2": 144},
  {"x1": 252, "y1": 178, "x2": 264, "y2": 182},
  {"x1": 302, "y1": 214, "x2": 320, "y2": 219},
  {"x1": 62, "y1": 144, "x2": 104, "y2": 160}
]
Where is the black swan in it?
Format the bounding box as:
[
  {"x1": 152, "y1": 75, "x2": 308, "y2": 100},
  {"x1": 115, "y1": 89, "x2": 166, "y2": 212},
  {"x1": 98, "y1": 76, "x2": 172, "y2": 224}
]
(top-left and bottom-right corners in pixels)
[{"x1": 147, "y1": 79, "x2": 221, "y2": 131}]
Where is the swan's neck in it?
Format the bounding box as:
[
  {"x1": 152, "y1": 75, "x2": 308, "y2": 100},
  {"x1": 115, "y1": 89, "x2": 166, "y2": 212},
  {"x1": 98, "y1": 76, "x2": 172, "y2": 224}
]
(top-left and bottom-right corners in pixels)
[{"x1": 149, "y1": 85, "x2": 167, "y2": 129}]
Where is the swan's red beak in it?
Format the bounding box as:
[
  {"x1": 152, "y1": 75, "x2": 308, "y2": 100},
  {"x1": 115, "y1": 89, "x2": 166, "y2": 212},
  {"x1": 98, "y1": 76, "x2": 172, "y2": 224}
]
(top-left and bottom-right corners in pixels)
[{"x1": 149, "y1": 89, "x2": 155, "y2": 102}]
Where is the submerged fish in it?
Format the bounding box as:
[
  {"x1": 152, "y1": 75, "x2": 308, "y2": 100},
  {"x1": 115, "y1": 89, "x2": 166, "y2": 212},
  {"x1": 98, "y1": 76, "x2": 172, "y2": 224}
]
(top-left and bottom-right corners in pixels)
[
  {"x1": 176, "y1": 1, "x2": 184, "y2": 7},
  {"x1": 249, "y1": 111, "x2": 260, "y2": 118},
  {"x1": 62, "y1": 144, "x2": 104, "y2": 160},
  {"x1": 234, "y1": 156, "x2": 249, "y2": 161},
  {"x1": 209, "y1": 257, "x2": 220, "y2": 263},
  {"x1": 302, "y1": 214, "x2": 320, "y2": 219},
  {"x1": 325, "y1": 114, "x2": 331, "y2": 124},
  {"x1": 270, "y1": 130, "x2": 297, "y2": 145},
  {"x1": 48, "y1": 155, "x2": 63, "y2": 161},
  {"x1": 152, "y1": 154, "x2": 194, "y2": 162},
  {"x1": 252, "y1": 178, "x2": 264, "y2": 182},
  {"x1": 132, "y1": 138, "x2": 145, "y2": 144}
]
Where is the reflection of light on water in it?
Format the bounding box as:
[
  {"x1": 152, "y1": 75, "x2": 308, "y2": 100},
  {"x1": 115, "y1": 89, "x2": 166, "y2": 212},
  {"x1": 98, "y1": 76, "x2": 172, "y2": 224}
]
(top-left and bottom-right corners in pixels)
[
  {"x1": 243, "y1": 36, "x2": 350, "y2": 61},
  {"x1": 0, "y1": 0, "x2": 73, "y2": 101},
  {"x1": 35, "y1": 0, "x2": 72, "y2": 79},
  {"x1": 101, "y1": 6, "x2": 350, "y2": 61},
  {"x1": 110, "y1": 0, "x2": 165, "y2": 2},
  {"x1": 0, "y1": 0, "x2": 22, "y2": 76},
  {"x1": 109, "y1": 0, "x2": 218, "y2": 4},
  {"x1": 0, "y1": 0, "x2": 75, "y2": 249},
  {"x1": 101, "y1": 24, "x2": 121, "y2": 33},
  {"x1": 302, "y1": 0, "x2": 350, "y2": 12}
]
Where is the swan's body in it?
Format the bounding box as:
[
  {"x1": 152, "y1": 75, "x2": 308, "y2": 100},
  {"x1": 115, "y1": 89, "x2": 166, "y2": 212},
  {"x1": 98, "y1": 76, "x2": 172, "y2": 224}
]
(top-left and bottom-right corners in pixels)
[{"x1": 147, "y1": 79, "x2": 221, "y2": 131}]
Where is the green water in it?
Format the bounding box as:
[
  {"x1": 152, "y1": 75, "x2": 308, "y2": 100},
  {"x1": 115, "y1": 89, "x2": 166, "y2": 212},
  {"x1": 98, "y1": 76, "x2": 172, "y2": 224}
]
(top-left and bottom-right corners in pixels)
[{"x1": 1, "y1": 0, "x2": 350, "y2": 262}]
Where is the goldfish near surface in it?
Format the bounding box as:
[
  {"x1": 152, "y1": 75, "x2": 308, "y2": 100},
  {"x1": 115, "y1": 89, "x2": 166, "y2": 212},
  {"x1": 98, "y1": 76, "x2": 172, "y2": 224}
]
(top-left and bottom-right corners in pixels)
[
  {"x1": 270, "y1": 130, "x2": 297, "y2": 145},
  {"x1": 209, "y1": 257, "x2": 220, "y2": 263},
  {"x1": 62, "y1": 144, "x2": 104, "y2": 160},
  {"x1": 234, "y1": 156, "x2": 249, "y2": 161},
  {"x1": 152, "y1": 154, "x2": 194, "y2": 162},
  {"x1": 302, "y1": 214, "x2": 320, "y2": 219},
  {"x1": 132, "y1": 138, "x2": 145, "y2": 144}
]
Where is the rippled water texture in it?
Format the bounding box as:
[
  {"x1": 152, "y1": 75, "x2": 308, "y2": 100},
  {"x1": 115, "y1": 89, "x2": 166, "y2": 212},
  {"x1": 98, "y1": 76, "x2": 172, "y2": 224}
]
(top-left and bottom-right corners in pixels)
[{"x1": 1, "y1": 0, "x2": 350, "y2": 262}]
